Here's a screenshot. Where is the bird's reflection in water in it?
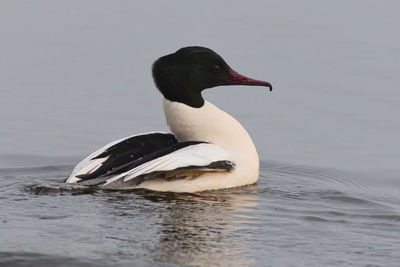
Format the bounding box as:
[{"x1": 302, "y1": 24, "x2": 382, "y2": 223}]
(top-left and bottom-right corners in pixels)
[
  {"x1": 146, "y1": 185, "x2": 259, "y2": 266},
  {"x1": 100, "y1": 185, "x2": 259, "y2": 266}
]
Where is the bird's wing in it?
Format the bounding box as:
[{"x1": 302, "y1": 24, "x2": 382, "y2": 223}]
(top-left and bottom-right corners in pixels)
[
  {"x1": 103, "y1": 142, "x2": 235, "y2": 187},
  {"x1": 65, "y1": 132, "x2": 178, "y2": 183}
]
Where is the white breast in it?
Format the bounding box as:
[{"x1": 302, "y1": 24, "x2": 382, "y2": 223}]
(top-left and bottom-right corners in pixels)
[{"x1": 158, "y1": 99, "x2": 260, "y2": 191}]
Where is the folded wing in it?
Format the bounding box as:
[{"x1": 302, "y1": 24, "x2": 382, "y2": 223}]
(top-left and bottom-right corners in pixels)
[
  {"x1": 66, "y1": 132, "x2": 235, "y2": 187},
  {"x1": 103, "y1": 142, "x2": 235, "y2": 187}
]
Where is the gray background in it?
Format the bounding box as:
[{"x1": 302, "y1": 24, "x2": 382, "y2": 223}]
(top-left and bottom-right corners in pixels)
[{"x1": 1, "y1": 1, "x2": 399, "y2": 172}]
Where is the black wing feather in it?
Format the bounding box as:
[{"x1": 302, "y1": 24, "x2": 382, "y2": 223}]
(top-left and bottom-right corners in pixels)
[
  {"x1": 75, "y1": 133, "x2": 206, "y2": 181},
  {"x1": 76, "y1": 133, "x2": 177, "y2": 180}
]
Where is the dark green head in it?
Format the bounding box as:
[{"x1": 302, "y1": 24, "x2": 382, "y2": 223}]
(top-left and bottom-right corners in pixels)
[{"x1": 152, "y1": 46, "x2": 272, "y2": 108}]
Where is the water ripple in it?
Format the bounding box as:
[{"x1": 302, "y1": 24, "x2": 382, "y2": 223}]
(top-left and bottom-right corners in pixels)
[{"x1": 1, "y1": 160, "x2": 400, "y2": 266}]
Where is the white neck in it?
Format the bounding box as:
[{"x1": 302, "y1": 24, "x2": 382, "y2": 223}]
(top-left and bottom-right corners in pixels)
[{"x1": 163, "y1": 98, "x2": 259, "y2": 180}]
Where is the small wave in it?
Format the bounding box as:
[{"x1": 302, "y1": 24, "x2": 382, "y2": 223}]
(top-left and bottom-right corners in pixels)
[
  {"x1": 25, "y1": 182, "x2": 98, "y2": 195},
  {"x1": 260, "y1": 160, "x2": 371, "y2": 190},
  {"x1": 312, "y1": 189, "x2": 376, "y2": 205},
  {"x1": 301, "y1": 215, "x2": 348, "y2": 224},
  {"x1": 0, "y1": 251, "x2": 112, "y2": 267}
]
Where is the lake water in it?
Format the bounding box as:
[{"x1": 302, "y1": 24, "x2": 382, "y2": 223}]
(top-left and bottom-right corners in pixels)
[{"x1": 1, "y1": 1, "x2": 399, "y2": 266}]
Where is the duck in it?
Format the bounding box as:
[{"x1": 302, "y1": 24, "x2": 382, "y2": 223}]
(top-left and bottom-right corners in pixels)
[{"x1": 65, "y1": 46, "x2": 272, "y2": 192}]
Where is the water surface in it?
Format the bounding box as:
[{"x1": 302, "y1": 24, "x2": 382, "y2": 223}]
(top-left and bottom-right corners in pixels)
[{"x1": 1, "y1": 160, "x2": 400, "y2": 266}]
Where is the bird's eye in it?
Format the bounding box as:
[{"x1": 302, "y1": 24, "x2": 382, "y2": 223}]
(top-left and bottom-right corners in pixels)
[{"x1": 212, "y1": 64, "x2": 222, "y2": 73}]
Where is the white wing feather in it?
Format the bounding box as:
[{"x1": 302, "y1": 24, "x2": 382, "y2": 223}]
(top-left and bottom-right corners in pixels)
[{"x1": 104, "y1": 143, "x2": 235, "y2": 186}]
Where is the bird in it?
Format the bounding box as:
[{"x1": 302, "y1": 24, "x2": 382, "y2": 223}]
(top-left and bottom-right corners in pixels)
[{"x1": 65, "y1": 46, "x2": 272, "y2": 192}]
